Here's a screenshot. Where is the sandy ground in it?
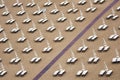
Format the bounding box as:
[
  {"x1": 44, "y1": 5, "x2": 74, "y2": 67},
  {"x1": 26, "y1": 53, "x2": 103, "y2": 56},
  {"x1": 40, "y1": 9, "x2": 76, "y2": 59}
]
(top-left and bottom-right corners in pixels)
[{"x1": 0, "y1": 0, "x2": 120, "y2": 80}]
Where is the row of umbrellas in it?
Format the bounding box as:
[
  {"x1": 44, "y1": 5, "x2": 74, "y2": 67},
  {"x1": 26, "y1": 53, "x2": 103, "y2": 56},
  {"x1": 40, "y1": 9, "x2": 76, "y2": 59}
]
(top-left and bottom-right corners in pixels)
[
  {"x1": 0, "y1": 0, "x2": 120, "y2": 78},
  {"x1": 0, "y1": 47, "x2": 120, "y2": 77}
]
